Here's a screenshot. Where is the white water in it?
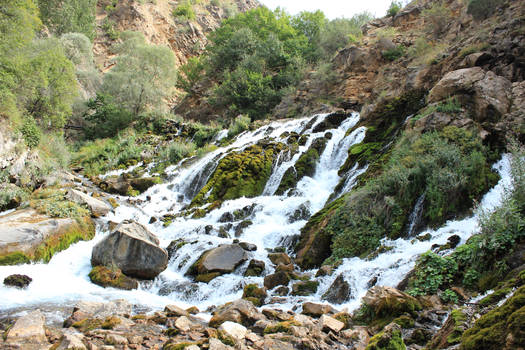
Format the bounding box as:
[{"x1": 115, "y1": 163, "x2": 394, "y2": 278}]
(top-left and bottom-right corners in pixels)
[{"x1": 0, "y1": 111, "x2": 513, "y2": 317}]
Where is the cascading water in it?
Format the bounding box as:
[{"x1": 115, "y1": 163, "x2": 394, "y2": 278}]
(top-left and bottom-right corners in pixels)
[{"x1": 0, "y1": 110, "x2": 513, "y2": 319}]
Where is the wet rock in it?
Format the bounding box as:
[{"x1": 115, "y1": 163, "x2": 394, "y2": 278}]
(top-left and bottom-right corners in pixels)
[
  {"x1": 88, "y1": 266, "x2": 139, "y2": 290},
  {"x1": 319, "y1": 315, "x2": 344, "y2": 333},
  {"x1": 166, "y1": 239, "x2": 190, "y2": 260},
  {"x1": 244, "y1": 259, "x2": 265, "y2": 277},
  {"x1": 66, "y1": 189, "x2": 111, "y2": 217},
  {"x1": 187, "y1": 244, "x2": 248, "y2": 282},
  {"x1": 164, "y1": 304, "x2": 190, "y2": 317},
  {"x1": 274, "y1": 286, "x2": 289, "y2": 296},
  {"x1": 362, "y1": 286, "x2": 421, "y2": 318},
  {"x1": 275, "y1": 263, "x2": 294, "y2": 273},
  {"x1": 264, "y1": 271, "x2": 290, "y2": 290},
  {"x1": 242, "y1": 284, "x2": 267, "y2": 306},
  {"x1": 91, "y1": 220, "x2": 168, "y2": 279},
  {"x1": 219, "y1": 211, "x2": 234, "y2": 223},
  {"x1": 315, "y1": 265, "x2": 333, "y2": 277},
  {"x1": 3, "y1": 274, "x2": 32, "y2": 288},
  {"x1": 128, "y1": 176, "x2": 161, "y2": 193},
  {"x1": 291, "y1": 280, "x2": 319, "y2": 296},
  {"x1": 312, "y1": 112, "x2": 348, "y2": 133},
  {"x1": 367, "y1": 276, "x2": 378, "y2": 288},
  {"x1": 239, "y1": 242, "x2": 257, "y2": 251},
  {"x1": 447, "y1": 234, "x2": 461, "y2": 248},
  {"x1": 366, "y1": 323, "x2": 405, "y2": 349},
  {"x1": 322, "y1": 274, "x2": 351, "y2": 304},
  {"x1": 302, "y1": 302, "x2": 336, "y2": 317},
  {"x1": 287, "y1": 203, "x2": 311, "y2": 223},
  {"x1": 218, "y1": 321, "x2": 247, "y2": 341},
  {"x1": 209, "y1": 337, "x2": 234, "y2": 350},
  {"x1": 5, "y1": 309, "x2": 47, "y2": 345},
  {"x1": 209, "y1": 299, "x2": 265, "y2": 328},
  {"x1": 234, "y1": 220, "x2": 252, "y2": 236},
  {"x1": 268, "y1": 252, "x2": 292, "y2": 266}
]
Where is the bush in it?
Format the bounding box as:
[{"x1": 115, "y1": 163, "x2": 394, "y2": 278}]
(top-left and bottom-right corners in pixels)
[
  {"x1": 387, "y1": 1, "x2": 403, "y2": 17},
  {"x1": 20, "y1": 116, "x2": 41, "y2": 149},
  {"x1": 408, "y1": 252, "x2": 458, "y2": 296},
  {"x1": 173, "y1": 1, "x2": 195, "y2": 20},
  {"x1": 83, "y1": 94, "x2": 134, "y2": 139},
  {"x1": 382, "y1": 45, "x2": 405, "y2": 61},
  {"x1": 467, "y1": 0, "x2": 503, "y2": 20},
  {"x1": 318, "y1": 13, "x2": 373, "y2": 58},
  {"x1": 176, "y1": 57, "x2": 205, "y2": 94},
  {"x1": 159, "y1": 141, "x2": 196, "y2": 164},
  {"x1": 421, "y1": 3, "x2": 450, "y2": 38},
  {"x1": 37, "y1": 0, "x2": 97, "y2": 40},
  {"x1": 228, "y1": 115, "x2": 251, "y2": 138},
  {"x1": 102, "y1": 19, "x2": 120, "y2": 40}
]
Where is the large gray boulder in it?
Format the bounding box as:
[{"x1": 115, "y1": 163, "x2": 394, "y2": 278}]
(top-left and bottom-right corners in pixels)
[
  {"x1": 91, "y1": 220, "x2": 168, "y2": 279},
  {"x1": 187, "y1": 244, "x2": 248, "y2": 282}
]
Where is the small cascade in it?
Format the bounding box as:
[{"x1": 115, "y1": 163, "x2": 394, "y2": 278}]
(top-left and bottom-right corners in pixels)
[{"x1": 406, "y1": 193, "x2": 425, "y2": 237}]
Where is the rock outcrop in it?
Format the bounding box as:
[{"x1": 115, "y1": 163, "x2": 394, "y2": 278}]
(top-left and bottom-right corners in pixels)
[{"x1": 91, "y1": 220, "x2": 168, "y2": 279}]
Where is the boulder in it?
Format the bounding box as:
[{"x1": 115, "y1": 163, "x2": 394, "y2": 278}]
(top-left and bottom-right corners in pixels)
[
  {"x1": 91, "y1": 220, "x2": 168, "y2": 279},
  {"x1": 63, "y1": 299, "x2": 132, "y2": 327},
  {"x1": 66, "y1": 189, "x2": 111, "y2": 217},
  {"x1": 98, "y1": 177, "x2": 132, "y2": 195},
  {"x1": 428, "y1": 67, "x2": 486, "y2": 103},
  {"x1": 264, "y1": 271, "x2": 290, "y2": 290},
  {"x1": 319, "y1": 315, "x2": 345, "y2": 333},
  {"x1": 5, "y1": 310, "x2": 48, "y2": 345},
  {"x1": 268, "y1": 252, "x2": 292, "y2": 266},
  {"x1": 4, "y1": 274, "x2": 32, "y2": 288},
  {"x1": 128, "y1": 177, "x2": 161, "y2": 193},
  {"x1": 209, "y1": 299, "x2": 265, "y2": 328},
  {"x1": 301, "y1": 302, "x2": 336, "y2": 317},
  {"x1": 0, "y1": 208, "x2": 95, "y2": 265},
  {"x1": 239, "y1": 242, "x2": 257, "y2": 251},
  {"x1": 362, "y1": 286, "x2": 421, "y2": 318},
  {"x1": 164, "y1": 304, "x2": 190, "y2": 317},
  {"x1": 242, "y1": 284, "x2": 267, "y2": 306},
  {"x1": 56, "y1": 329, "x2": 86, "y2": 350},
  {"x1": 218, "y1": 321, "x2": 247, "y2": 341},
  {"x1": 188, "y1": 244, "x2": 247, "y2": 281},
  {"x1": 88, "y1": 266, "x2": 138, "y2": 290},
  {"x1": 322, "y1": 274, "x2": 351, "y2": 304},
  {"x1": 244, "y1": 259, "x2": 265, "y2": 276},
  {"x1": 209, "y1": 337, "x2": 234, "y2": 350},
  {"x1": 291, "y1": 280, "x2": 319, "y2": 296}
]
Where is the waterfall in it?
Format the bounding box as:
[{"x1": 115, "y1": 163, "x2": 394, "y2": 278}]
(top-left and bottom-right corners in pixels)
[
  {"x1": 0, "y1": 111, "x2": 513, "y2": 317},
  {"x1": 406, "y1": 193, "x2": 425, "y2": 237}
]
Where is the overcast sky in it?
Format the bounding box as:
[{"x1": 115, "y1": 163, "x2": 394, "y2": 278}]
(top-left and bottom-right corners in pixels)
[{"x1": 258, "y1": 0, "x2": 393, "y2": 19}]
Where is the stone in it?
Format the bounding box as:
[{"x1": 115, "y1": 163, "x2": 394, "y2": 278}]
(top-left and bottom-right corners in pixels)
[
  {"x1": 447, "y1": 234, "x2": 461, "y2": 248},
  {"x1": 341, "y1": 326, "x2": 370, "y2": 350},
  {"x1": 128, "y1": 177, "x2": 161, "y2": 193},
  {"x1": 63, "y1": 300, "x2": 132, "y2": 327},
  {"x1": 319, "y1": 315, "x2": 345, "y2": 333},
  {"x1": 428, "y1": 67, "x2": 486, "y2": 103},
  {"x1": 322, "y1": 274, "x2": 351, "y2": 304},
  {"x1": 66, "y1": 189, "x2": 111, "y2": 217},
  {"x1": 301, "y1": 302, "x2": 336, "y2": 317},
  {"x1": 274, "y1": 286, "x2": 289, "y2": 296},
  {"x1": 3, "y1": 274, "x2": 32, "y2": 288},
  {"x1": 209, "y1": 299, "x2": 265, "y2": 328},
  {"x1": 188, "y1": 244, "x2": 248, "y2": 281},
  {"x1": 91, "y1": 220, "x2": 168, "y2": 279},
  {"x1": 56, "y1": 329, "x2": 86, "y2": 350},
  {"x1": 291, "y1": 280, "x2": 319, "y2": 296},
  {"x1": 315, "y1": 265, "x2": 333, "y2": 277},
  {"x1": 362, "y1": 286, "x2": 421, "y2": 317},
  {"x1": 209, "y1": 337, "x2": 234, "y2": 350},
  {"x1": 218, "y1": 321, "x2": 247, "y2": 341},
  {"x1": 473, "y1": 70, "x2": 512, "y2": 119},
  {"x1": 268, "y1": 252, "x2": 292, "y2": 265},
  {"x1": 174, "y1": 316, "x2": 197, "y2": 332},
  {"x1": 105, "y1": 333, "x2": 128, "y2": 345},
  {"x1": 239, "y1": 242, "x2": 257, "y2": 251},
  {"x1": 88, "y1": 266, "x2": 138, "y2": 290},
  {"x1": 275, "y1": 263, "x2": 294, "y2": 273},
  {"x1": 165, "y1": 304, "x2": 190, "y2": 317},
  {"x1": 6, "y1": 309, "x2": 47, "y2": 344},
  {"x1": 264, "y1": 271, "x2": 290, "y2": 290},
  {"x1": 244, "y1": 259, "x2": 265, "y2": 276}
]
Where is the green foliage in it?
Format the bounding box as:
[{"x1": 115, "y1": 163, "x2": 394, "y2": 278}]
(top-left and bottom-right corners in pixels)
[
  {"x1": 421, "y1": 3, "x2": 450, "y2": 37},
  {"x1": 441, "y1": 289, "x2": 459, "y2": 304},
  {"x1": 173, "y1": 1, "x2": 196, "y2": 21},
  {"x1": 0, "y1": 252, "x2": 31, "y2": 266},
  {"x1": 159, "y1": 141, "x2": 196, "y2": 164},
  {"x1": 83, "y1": 94, "x2": 134, "y2": 139},
  {"x1": 37, "y1": 0, "x2": 96, "y2": 40},
  {"x1": 467, "y1": 0, "x2": 503, "y2": 20},
  {"x1": 176, "y1": 57, "x2": 205, "y2": 94},
  {"x1": 387, "y1": 1, "x2": 403, "y2": 17},
  {"x1": 59, "y1": 33, "x2": 94, "y2": 67},
  {"x1": 38, "y1": 132, "x2": 71, "y2": 170},
  {"x1": 382, "y1": 45, "x2": 405, "y2": 61},
  {"x1": 30, "y1": 188, "x2": 90, "y2": 218},
  {"x1": 0, "y1": 185, "x2": 29, "y2": 211},
  {"x1": 228, "y1": 115, "x2": 251, "y2": 138},
  {"x1": 101, "y1": 31, "x2": 177, "y2": 116},
  {"x1": 20, "y1": 116, "x2": 41, "y2": 148},
  {"x1": 366, "y1": 328, "x2": 406, "y2": 350},
  {"x1": 318, "y1": 13, "x2": 373, "y2": 57},
  {"x1": 102, "y1": 18, "x2": 120, "y2": 40},
  {"x1": 330, "y1": 127, "x2": 497, "y2": 260},
  {"x1": 408, "y1": 252, "x2": 458, "y2": 296}
]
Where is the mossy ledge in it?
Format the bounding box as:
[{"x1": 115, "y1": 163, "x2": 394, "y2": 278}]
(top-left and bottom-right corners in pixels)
[{"x1": 190, "y1": 141, "x2": 285, "y2": 207}]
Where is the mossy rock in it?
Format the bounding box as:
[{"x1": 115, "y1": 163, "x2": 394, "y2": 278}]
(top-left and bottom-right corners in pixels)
[
  {"x1": 191, "y1": 142, "x2": 284, "y2": 206},
  {"x1": 460, "y1": 285, "x2": 525, "y2": 350},
  {"x1": 129, "y1": 176, "x2": 162, "y2": 193},
  {"x1": 291, "y1": 280, "x2": 319, "y2": 296},
  {"x1": 0, "y1": 252, "x2": 31, "y2": 266},
  {"x1": 263, "y1": 320, "x2": 300, "y2": 335},
  {"x1": 393, "y1": 315, "x2": 414, "y2": 329},
  {"x1": 88, "y1": 266, "x2": 138, "y2": 290},
  {"x1": 195, "y1": 272, "x2": 222, "y2": 283},
  {"x1": 365, "y1": 324, "x2": 406, "y2": 350},
  {"x1": 242, "y1": 284, "x2": 267, "y2": 306},
  {"x1": 72, "y1": 318, "x2": 104, "y2": 332}
]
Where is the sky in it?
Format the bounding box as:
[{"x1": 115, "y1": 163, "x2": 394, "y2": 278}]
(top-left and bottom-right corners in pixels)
[{"x1": 258, "y1": 0, "x2": 394, "y2": 19}]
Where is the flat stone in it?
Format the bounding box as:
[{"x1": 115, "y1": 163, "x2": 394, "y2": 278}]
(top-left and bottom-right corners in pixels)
[
  {"x1": 165, "y1": 304, "x2": 190, "y2": 317},
  {"x1": 175, "y1": 316, "x2": 197, "y2": 332},
  {"x1": 105, "y1": 333, "x2": 128, "y2": 345},
  {"x1": 301, "y1": 302, "x2": 336, "y2": 317},
  {"x1": 56, "y1": 330, "x2": 86, "y2": 350},
  {"x1": 67, "y1": 189, "x2": 111, "y2": 217},
  {"x1": 319, "y1": 315, "x2": 344, "y2": 333},
  {"x1": 209, "y1": 337, "x2": 234, "y2": 350},
  {"x1": 218, "y1": 321, "x2": 247, "y2": 340},
  {"x1": 6, "y1": 309, "x2": 47, "y2": 344}
]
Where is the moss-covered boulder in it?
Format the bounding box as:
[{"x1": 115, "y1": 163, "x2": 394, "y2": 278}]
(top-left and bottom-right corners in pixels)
[
  {"x1": 291, "y1": 280, "x2": 319, "y2": 296},
  {"x1": 3, "y1": 274, "x2": 32, "y2": 288},
  {"x1": 88, "y1": 266, "x2": 138, "y2": 290},
  {"x1": 244, "y1": 259, "x2": 265, "y2": 277},
  {"x1": 365, "y1": 323, "x2": 406, "y2": 350},
  {"x1": 191, "y1": 142, "x2": 284, "y2": 206},
  {"x1": 460, "y1": 285, "x2": 525, "y2": 350},
  {"x1": 242, "y1": 284, "x2": 267, "y2": 306}
]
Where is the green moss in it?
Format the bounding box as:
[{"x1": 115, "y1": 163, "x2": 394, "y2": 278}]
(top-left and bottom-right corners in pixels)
[
  {"x1": 191, "y1": 142, "x2": 284, "y2": 206},
  {"x1": 101, "y1": 316, "x2": 121, "y2": 330},
  {"x1": 163, "y1": 342, "x2": 195, "y2": 350},
  {"x1": 366, "y1": 328, "x2": 406, "y2": 350},
  {"x1": 291, "y1": 280, "x2": 319, "y2": 296},
  {"x1": 0, "y1": 252, "x2": 31, "y2": 266},
  {"x1": 242, "y1": 284, "x2": 266, "y2": 305},
  {"x1": 479, "y1": 288, "x2": 511, "y2": 307},
  {"x1": 72, "y1": 318, "x2": 104, "y2": 332},
  {"x1": 30, "y1": 188, "x2": 90, "y2": 218},
  {"x1": 263, "y1": 320, "x2": 300, "y2": 334},
  {"x1": 393, "y1": 315, "x2": 414, "y2": 329},
  {"x1": 447, "y1": 309, "x2": 468, "y2": 345},
  {"x1": 460, "y1": 286, "x2": 525, "y2": 350},
  {"x1": 89, "y1": 266, "x2": 138, "y2": 290},
  {"x1": 195, "y1": 272, "x2": 221, "y2": 283}
]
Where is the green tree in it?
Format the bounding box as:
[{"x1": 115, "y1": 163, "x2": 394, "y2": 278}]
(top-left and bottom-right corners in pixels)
[
  {"x1": 101, "y1": 31, "x2": 177, "y2": 116},
  {"x1": 318, "y1": 12, "x2": 374, "y2": 57},
  {"x1": 177, "y1": 57, "x2": 205, "y2": 94},
  {"x1": 291, "y1": 10, "x2": 327, "y2": 61},
  {"x1": 37, "y1": 0, "x2": 97, "y2": 40},
  {"x1": 83, "y1": 94, "x2": 133, "y2": 139}
]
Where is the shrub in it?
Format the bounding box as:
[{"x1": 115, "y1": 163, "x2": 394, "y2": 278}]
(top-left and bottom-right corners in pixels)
[
  {"x1": 159, "y1": 141, "x2": 196, "y2": 164},
  {"x1": 38, "y1": 0, "x2": 97, "y2": 40},
  {"x1": 173, "y1": 1, "x2": 195, "y2": 21},
  {"x1": 228, "y1": 115, "x2": 251, "y2": 138},
  {"x1": 467, "y1": 0, "x2": 503, "y2": 20},
  {"x1": 408, "y1": 252, "x2": 458, "y2": 296},
  {"x1": 421, "y1": 3, "x2": 450, "y2": 38},
  {"x1": 83, "y1": 94, "x2": 134, "y2": 139},
  {"x1": 318, "y1": 13, "x2": 373, "y2": 58},
  {"x1": 176, "y1": 57, "x2": 205, "y2": 94},
  {"x1": 387, "y1": 1, "x2": 403, "y2": 17},
  {"x1": 20, "y1": 116, "x2": 41, "y2": 149},
  {"x1": 382, "y1": 45, "x2": 405, "y2": 61},
  {"x1": 102, "y1": 19, "x2": 120, "y2": 40}
]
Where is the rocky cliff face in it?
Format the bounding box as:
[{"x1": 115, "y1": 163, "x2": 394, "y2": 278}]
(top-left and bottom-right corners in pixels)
[{"x1": 94, "y1": 0, "x2": 259, "y2": 71}]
